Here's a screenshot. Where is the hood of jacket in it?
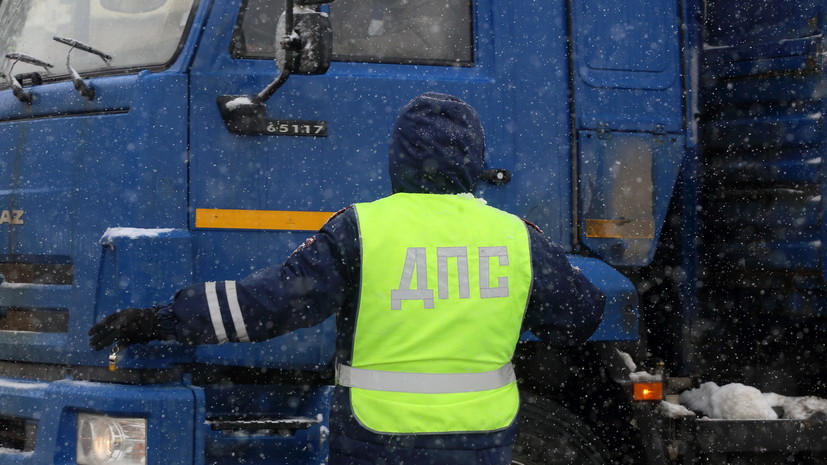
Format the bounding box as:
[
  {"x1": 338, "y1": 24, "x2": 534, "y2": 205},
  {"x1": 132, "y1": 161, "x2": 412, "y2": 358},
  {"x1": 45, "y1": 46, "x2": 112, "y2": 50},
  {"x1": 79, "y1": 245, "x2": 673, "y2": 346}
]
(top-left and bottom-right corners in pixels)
[{"x1": 388, "y1": 92, "x2": 485, "y2": 194}]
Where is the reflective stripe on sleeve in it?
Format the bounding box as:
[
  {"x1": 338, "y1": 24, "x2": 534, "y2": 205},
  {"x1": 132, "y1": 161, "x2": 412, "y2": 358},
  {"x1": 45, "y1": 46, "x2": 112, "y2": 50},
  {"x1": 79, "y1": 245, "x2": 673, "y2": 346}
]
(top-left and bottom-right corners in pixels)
[
  {"x1": 336, "y1": 362, "x2": 515, "y2": 394},
  {"x1": 224, "y1": 281, "x2": 250, "y2": 342},
  {"x1": 205, "y1": 282, "x2": 229, "y2": 344}
]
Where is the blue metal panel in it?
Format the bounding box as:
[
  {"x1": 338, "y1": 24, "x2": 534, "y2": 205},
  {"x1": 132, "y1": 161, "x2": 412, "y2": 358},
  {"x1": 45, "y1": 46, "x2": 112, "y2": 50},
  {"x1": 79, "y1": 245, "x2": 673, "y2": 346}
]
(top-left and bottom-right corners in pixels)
[
  {"x1": 477, "y1": 0, "x2": 575, "y2": 244},
  {"x1": 96, "y1": 229, "x2": 193, "y2": 312},
  {"x1": 522, "y1": 256, "x2": 638, "y2": 342},
  {"x1": 91, "y1": 228, "x2": 198, "y2": 369},
  {"x1": 571, "y1": 0, "x2": 683, "y2": 134},
  {"x1": 570, "y1": 256, "x2": 638, "y2": 341},
  {"x1": 572, "y1": 0, "x2": 679, "y2": 90}
]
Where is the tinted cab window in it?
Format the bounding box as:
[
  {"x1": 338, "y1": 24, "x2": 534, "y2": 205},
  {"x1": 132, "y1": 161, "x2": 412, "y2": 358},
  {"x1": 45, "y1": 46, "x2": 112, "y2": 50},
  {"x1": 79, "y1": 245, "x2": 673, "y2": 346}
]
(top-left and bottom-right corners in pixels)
[{"x1": 233, "y1": 0, "x2": 473, "y2": 66}]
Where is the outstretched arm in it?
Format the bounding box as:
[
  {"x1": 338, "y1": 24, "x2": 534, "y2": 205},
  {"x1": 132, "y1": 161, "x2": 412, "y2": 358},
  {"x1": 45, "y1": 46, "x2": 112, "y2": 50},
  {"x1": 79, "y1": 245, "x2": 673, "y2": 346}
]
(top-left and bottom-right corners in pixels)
[
  {"x1": 522, "y1": 224, "x2": 605, "y2": 346},
  {"x1": 89, "y1": 208, "x2": 359, "y2": 350}
]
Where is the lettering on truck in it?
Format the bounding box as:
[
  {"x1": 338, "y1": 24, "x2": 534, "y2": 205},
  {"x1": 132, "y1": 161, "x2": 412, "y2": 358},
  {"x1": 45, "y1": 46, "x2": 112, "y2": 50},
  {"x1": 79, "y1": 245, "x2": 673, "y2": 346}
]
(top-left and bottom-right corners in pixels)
[{"x1": 0, "y1": 210, "x2": 24, "y2": 225}]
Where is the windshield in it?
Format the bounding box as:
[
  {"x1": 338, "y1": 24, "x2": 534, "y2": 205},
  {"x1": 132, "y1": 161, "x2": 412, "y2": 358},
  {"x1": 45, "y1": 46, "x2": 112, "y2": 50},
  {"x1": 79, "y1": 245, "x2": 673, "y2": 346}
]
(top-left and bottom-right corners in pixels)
[{"x1": 0, "y1": 0, "x2": 197, "y2": 83}]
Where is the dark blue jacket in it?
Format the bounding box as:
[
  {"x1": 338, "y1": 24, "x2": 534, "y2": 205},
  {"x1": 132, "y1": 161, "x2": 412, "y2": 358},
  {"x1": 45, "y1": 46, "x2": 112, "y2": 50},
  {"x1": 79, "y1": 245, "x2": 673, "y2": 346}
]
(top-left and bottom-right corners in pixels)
[{"x1": 156, "y1": 93, "x2": 604, "y2": 451}]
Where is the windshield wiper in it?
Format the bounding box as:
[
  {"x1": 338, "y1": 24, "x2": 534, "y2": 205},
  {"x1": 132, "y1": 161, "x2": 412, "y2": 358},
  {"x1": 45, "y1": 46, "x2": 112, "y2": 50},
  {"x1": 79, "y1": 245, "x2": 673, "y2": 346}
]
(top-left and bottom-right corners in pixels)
[
  {"x1": 53, "y1": 37, "x2": 113, "y2": 101},
  {"x1": 4, "y1": 52, "x2": 53, "y2": 104}
]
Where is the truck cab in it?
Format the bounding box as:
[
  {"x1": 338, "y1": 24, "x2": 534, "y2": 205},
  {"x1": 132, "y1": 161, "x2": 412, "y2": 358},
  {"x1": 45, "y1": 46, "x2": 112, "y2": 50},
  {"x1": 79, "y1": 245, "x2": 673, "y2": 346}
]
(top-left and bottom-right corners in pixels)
[
  {"x1": 2, "y1": 1, "x2": 824, "y2": 464},
  {"x1": 0, "y1": 0, "x2": 660, "y2": 462}
]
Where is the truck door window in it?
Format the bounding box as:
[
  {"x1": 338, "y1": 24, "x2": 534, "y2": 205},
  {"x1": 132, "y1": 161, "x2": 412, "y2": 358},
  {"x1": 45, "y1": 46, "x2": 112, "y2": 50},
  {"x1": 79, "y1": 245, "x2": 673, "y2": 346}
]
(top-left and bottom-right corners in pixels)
[
  {"x1": 0, "y1": 0, "x2": 196, "y2": 81},
  {"x1": 330, "y1": 0, "x2": 473, "y2": 65},
  {"x1": 233, "y1": 0, "x2": 473, "y2": 66}
]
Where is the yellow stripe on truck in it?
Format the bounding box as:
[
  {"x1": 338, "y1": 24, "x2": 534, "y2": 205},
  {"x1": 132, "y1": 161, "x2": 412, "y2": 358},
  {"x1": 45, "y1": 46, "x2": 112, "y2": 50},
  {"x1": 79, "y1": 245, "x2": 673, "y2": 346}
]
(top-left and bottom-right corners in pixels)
[
  {"x1": 584, "y1": 219, "x2": 655, "y2": 239},
  {"x1": 195, "y1": 208, "x2": 334, "y2": 231}
]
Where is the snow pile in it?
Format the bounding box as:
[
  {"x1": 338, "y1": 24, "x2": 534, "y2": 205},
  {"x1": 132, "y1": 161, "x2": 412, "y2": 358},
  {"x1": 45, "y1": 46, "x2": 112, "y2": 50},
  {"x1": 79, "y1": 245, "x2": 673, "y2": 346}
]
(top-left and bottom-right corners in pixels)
[
  {"x1": 680, "y1": 382, "x2": 778, "y2": 419},
  {"x1": 618, "y1": 350, "x2": 637, "y2": 371},
  {"x1": 679, "y1": 382, "x2": 827, "y2": 420},
  {"x1": 657, "y1": 400, "x2": 696, "y2": 418},
  {"x1": 618, "y1": 349, "x2": 663, "y2": 383},
  {"x1": 763, "y1": 392, "x2": 827, "y2": 420}
]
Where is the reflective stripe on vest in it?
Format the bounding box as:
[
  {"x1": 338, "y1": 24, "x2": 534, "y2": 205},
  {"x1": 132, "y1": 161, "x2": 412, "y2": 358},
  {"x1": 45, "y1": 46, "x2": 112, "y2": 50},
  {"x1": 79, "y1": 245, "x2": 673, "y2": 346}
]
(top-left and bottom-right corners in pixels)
[
  {"x1": 337, "y1": 362, "x2": 516, "y2": 394},
  {"x1": 349, "y1": 193, "x2": 532, "y2": 434}
]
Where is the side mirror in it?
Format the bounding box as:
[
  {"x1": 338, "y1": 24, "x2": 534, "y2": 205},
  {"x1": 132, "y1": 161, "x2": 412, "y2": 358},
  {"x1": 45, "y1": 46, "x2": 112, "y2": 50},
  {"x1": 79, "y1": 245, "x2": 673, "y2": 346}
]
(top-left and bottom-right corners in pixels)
[
  {"x1": 99, "y1": 0, "x2": 167, "y2": 14},
  {"x1": 276, "y1": 9, "x2": 332, "y2": 75},
  {"x1": 217, "y1": 0, "x2": 335, "y2": 134}
]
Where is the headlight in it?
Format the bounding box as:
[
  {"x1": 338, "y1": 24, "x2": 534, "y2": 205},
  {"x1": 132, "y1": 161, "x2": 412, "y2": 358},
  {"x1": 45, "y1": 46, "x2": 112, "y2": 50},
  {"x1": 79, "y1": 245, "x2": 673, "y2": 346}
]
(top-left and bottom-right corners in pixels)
[{"x1": 77, "y1": 414, "x2": 147, "y2": 465}]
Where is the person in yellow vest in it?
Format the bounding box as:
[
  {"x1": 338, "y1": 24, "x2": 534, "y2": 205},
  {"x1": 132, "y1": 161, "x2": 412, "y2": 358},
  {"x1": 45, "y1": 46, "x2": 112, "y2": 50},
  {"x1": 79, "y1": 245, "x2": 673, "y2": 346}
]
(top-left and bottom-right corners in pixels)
[{"x1": 89, "y1": 92, "x2": 605, "y2": 464}]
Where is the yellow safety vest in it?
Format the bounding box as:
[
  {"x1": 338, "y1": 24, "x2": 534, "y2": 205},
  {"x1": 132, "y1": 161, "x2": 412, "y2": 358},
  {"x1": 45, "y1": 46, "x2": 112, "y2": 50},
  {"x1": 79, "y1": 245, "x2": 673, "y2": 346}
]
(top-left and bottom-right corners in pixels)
[{"x1": 342, "y1": 193, "x2": 532, "y2": 434}]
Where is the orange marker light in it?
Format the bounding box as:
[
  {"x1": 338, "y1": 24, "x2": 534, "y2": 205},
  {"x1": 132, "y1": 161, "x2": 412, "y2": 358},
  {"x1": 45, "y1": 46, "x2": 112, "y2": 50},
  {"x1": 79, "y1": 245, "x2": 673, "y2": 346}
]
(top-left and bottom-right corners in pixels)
[{"x1": 633, "y1": 382, "x2": 664, "y2": 401}]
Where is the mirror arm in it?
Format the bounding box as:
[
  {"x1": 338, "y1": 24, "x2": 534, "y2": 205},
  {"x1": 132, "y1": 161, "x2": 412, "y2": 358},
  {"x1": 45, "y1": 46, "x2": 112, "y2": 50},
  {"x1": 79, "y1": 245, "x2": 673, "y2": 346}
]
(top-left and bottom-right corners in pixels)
[
  {"x1": 252, "y1": 69, "x2": 290, "y2": 105},
  {"x1": 250, "y1": 0, "x2": 297, "y2": 105},
  {"x1": 217, "y1": 0, "x2": 296, "y2": 131}
]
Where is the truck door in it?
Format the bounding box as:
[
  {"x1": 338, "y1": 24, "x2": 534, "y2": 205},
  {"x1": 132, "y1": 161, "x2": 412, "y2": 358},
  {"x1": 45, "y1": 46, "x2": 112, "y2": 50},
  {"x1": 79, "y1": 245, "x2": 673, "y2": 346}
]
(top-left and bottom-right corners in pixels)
[
  {"x1": 570, "y1": 0, "x2": 687, "y2": 266},
  {"x1": 188, "y1": 0, "x2": 587, "y2": 258},
  {"x1": 187, "y1": 0, "x2": 522, "y2": 269},
  {"x1": 188, "y1": 0, "x2": 482, "y2": 272},
  {"x1": 187, "y1": 0, "x2": 497, "y2": 366}
]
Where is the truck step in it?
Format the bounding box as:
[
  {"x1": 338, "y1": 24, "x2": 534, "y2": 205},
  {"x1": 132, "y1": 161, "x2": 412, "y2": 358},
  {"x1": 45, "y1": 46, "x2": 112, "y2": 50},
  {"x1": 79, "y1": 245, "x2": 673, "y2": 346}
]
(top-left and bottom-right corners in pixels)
[{"x1": 204, "y1": 415, "x2": 327, "y2": 462}]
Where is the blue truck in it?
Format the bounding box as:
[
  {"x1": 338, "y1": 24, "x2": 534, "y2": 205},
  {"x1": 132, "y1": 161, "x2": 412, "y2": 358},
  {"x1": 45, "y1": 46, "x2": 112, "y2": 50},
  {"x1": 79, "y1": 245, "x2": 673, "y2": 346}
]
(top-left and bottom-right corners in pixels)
[{"x1": 0, "y1": 0, "x2": 825, "y2": 463}]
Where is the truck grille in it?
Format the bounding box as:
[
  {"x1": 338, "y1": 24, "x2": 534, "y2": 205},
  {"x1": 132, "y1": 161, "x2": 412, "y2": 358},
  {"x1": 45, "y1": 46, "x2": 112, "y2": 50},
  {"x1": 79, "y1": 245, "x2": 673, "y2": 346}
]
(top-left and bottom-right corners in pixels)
[
  {"x1": 0, "y1": 260, "x2": 73, "y2": 285},
  {"x1": 0, "y1": 257, "x2": 72, "y2": 333},
  {"x1": 0, "y1": 307, "x2": 69, "y2": 332},
  {"x1": 0, "y1": 415, "x2": 37, "y2": 452}
]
